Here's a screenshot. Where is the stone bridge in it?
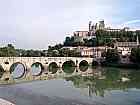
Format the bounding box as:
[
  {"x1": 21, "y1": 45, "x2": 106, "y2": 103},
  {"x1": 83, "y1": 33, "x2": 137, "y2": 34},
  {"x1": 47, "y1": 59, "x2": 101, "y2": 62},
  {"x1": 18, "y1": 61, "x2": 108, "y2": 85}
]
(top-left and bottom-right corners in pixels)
[{"x1": 0, "y1": 57, "x2": 98, "y2": 83}]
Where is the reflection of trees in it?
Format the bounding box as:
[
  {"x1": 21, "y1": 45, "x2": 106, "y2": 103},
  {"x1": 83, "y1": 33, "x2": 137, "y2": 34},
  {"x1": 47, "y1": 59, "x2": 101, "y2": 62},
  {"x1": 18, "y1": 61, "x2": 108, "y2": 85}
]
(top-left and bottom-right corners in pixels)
[
  {"x1": 62, "y1": 61, "x2": 75, "y2": 73},
  {"x1": 104, "y1": 68, "x2": 121, "y2": 81},
  {"x1": 79, "y1": 60, "x2": 88, "y2": 72},
  {"x1": 33, "y1": 63, "x2": 40, "y2": 68},
  {"x1": 32, "y1": 63, "x2": 44, "y2": 70},
  {"x1": 48, "y1": 63, "x2": 58, "y2": 74},
  {"x1": 65, "y1": 69, "x2": 140, "y2": 97}
]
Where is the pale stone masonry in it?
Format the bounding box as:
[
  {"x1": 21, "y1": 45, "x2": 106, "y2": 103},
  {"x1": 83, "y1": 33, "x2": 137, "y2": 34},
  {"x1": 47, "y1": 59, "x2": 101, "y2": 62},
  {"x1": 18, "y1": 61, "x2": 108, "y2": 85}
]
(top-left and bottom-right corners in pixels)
[{"x1": 0, "y1": 98, "x2": 15, "y2": 105}]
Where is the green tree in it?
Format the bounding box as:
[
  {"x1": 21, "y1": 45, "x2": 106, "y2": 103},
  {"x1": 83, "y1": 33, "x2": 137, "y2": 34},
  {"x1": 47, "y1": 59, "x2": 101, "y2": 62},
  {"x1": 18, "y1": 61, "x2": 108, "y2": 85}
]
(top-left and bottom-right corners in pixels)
[
  {"x1": 105, "y1": 49, "x2": 120, "y2": 63},
  {"x1": 64, "y1": 37, "x2": 72, "y2": 46},
  {"x1": 130, "y1": 48, "x2": 140, "y2": 63},
  {"x1": 0, "y1": 44, "x2": 16, "y2": 57}
]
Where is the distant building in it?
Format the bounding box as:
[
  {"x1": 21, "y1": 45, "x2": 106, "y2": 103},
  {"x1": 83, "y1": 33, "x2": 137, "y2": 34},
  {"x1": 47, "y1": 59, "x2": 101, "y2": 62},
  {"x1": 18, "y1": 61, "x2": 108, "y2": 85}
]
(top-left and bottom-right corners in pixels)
[
  {"x1": 62, "y1": 46, "x2": 103, "y2": 58},
  {"x1": 81, "y1": 47, "x2": 94, "y2": 57},
  {"x1": 62, "y1": 46, "x2": 81, "y2": 51},
  {"x1": 115, "y1": 42, "x2": 138, "y2": 48},
  {"x1": 74, "y1": 31, "x2": 89, "y2": 37},
  {"x1": 73, "y1": 20, "x2": 106, "y2": 42},
  {"x1": 66, "y1": 20, "x2": 140, "y2": 58},
  {"x1": 105, "y1": 27, "x2": 130, "y2": 32},
  {"x1": 114, "y1": 35, "x2": 139, "y2": 56},
  {"x1": 80, "y1": 47, "x2": 107, "y2": 58},
  {"x1": 106, "y1": 28, "x2": 121, "y2": 32},
  {"x1": 73, "y1": 21, "x2": 96, "y2": 41},
  {"x1": 98, "y1": 20, "x2": 105, "y2": 30}
]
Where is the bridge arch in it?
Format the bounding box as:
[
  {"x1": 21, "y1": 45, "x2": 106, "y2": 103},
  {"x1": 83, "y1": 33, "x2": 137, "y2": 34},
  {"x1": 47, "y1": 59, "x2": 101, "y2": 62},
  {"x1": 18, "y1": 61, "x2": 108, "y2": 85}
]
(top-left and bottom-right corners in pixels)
[
  {"x1": 48, "y1": 62, "x2": 58, "y2": 74},
  {"x1": 92, "y1": 60, "x2": 99, "y2": 66},
  {"x1": 79, "y1": 60, "x2": 89, "y2": 72},
  {"x1": 31, "y1": 62, "x2": 44, "y2": 76},
  {"x1": 10, "y1": 62, "x2": 26, "y2": 79},
  {"x1": 0, "y1": 65, "x2": 5, "y2": 78},
  {"x1": 62, "y1": 60, "x2": 75, "y2": 74}
]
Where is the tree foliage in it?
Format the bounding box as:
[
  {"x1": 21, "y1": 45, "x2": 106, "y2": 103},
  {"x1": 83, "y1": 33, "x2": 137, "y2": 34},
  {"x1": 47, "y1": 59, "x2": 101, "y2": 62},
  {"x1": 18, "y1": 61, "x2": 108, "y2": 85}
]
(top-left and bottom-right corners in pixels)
[
  {"x1": 130, "y1": 48, "x2": 140, "y2": 63},
  {"x1": 0, "y1": 44, "x2": 16, "y2": 57},
  {"x1": 105, "y1": 49, "x2": 120, "y2": 63}
]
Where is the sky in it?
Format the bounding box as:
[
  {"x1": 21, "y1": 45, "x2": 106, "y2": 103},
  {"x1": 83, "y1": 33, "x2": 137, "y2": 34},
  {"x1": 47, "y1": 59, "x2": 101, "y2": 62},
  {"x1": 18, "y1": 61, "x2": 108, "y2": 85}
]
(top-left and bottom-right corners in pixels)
[{"x1": 0, "y1": 0, "x2": 140, "y2": 49}]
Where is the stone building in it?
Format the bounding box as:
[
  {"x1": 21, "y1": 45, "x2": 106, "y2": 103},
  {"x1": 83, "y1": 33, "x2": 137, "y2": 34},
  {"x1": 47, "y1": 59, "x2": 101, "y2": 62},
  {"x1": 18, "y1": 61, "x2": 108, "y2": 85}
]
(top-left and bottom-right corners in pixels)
[{"x1": 114, "y1": 35, "x2": 139, "y2": 56}]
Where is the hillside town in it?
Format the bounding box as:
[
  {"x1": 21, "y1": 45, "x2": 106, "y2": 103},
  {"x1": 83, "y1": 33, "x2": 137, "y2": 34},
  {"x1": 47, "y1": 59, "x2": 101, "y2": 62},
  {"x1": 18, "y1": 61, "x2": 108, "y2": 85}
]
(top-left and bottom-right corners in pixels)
[{"x1": 61, "y1": 20, "x2": 140, "y2": 64}]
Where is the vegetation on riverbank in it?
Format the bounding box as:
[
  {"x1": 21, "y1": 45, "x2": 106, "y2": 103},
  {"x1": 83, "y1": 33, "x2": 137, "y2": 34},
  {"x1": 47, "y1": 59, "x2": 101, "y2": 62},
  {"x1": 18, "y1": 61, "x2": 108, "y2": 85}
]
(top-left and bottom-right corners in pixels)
[
  {"x1": 0, "y1": 44, "x2": 46, "y2": 57},
  {"x1": 100, "y1": 48, "x2": 140, "y2": 69},
  {"x1": 1, "y1": 44, "x2": 140, "y2": 69},
  {"x1": 0, "y1": 44, "x2": 81, "y2": 57}
]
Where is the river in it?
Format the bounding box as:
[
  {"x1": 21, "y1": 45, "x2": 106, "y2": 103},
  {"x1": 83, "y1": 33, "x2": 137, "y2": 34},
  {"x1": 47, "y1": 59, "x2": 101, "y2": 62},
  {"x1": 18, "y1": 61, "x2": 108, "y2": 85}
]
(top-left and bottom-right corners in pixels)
[{"x1": 0, "y1": 66, "x2": 140, "y2": 105}]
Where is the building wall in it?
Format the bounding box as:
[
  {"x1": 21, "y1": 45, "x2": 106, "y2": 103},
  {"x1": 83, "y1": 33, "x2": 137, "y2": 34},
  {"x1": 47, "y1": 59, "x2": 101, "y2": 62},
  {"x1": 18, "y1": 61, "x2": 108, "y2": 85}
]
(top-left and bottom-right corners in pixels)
[
  {"x1": 80, "y1": 47, "x2": 105, "y2": 58},
  {"x1": 74, "y1": 31, "x2": 89, "y2": 37}
]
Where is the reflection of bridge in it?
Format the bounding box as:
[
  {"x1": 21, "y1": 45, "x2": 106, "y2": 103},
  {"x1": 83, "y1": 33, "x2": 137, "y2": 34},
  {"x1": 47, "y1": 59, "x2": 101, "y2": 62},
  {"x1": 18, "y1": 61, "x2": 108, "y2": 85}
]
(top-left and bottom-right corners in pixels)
[{"x1": 0, "y1": 57, "x2": 97, "y2": 82}]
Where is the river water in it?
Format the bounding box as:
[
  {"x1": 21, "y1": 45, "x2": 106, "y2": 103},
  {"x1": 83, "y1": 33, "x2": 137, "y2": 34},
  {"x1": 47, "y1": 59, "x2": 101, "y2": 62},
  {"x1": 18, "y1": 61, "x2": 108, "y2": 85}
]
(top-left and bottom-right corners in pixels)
[{"x1": 0, "y1": 67, "x2": 140, "y2": 105}]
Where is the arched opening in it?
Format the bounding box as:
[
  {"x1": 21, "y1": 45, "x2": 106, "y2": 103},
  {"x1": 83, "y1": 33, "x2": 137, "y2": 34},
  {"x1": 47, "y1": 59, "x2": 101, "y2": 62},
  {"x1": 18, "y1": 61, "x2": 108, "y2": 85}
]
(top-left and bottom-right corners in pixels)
[
  {"x1": 48, "y1": 62, "x2": 58, "y2": 74},
  {"x1": 0, "y1": 65, "x2": 4, "y2": 78},
  {"x1": 5, "y1": 62, "x2": 9, "y2": 64},
  {"x1": 62, "y1": 60, "x2": 75, "y2": 74},
  {"x1": 10, "y1": 62, "x2": 26, "y2": 79},
  {"x1": 92, "y1": 61, "x2": 99, "y2": 66},
  {"x1": 79, "y1": 60, "x2": 89, "y2": 72},
  {"x1": 31, "y1": 62, "x2": 44, "y2": 76}
]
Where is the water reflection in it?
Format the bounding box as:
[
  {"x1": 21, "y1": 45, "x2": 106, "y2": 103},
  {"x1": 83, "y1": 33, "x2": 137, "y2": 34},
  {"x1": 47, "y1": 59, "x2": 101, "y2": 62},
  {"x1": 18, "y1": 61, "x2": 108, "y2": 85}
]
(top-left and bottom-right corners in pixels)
[
  {"x1": 65, "y1": 68, "x2": 140, "y2": 97},
  {"x1": 62, "y1": 61, "x2": 75, "y2": 73},
  {"x1": 0, "y1": 66, "x2": 140, "y2": 105},
  {"x1": 79, "y1": 60, "x2": 89, "y2": 72},
  {"x1": 48, "y1": 62, "x2": 58, "y2": 74},
  {"x1": 1, "y1": 64, "x2": 140, "y2": 96}
]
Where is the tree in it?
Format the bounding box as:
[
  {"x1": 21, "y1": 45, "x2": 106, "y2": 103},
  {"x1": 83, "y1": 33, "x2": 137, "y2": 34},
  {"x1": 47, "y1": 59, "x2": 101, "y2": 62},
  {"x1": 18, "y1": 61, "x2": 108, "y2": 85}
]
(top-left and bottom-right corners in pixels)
[
  {"x1": 64, "y1": 37, "x2": 72, "y2": 46},
  {"x1": 7, "y1": 44, "x2": 16, "y2": 56},
  {"x1": 0, "y1": 44, "x2": 16, "y2": 57},
  {"x1": 105, "y1": 49, "x2": 120, "y2": 63},
  {"x1": 130, "y1": 48, "x2": 140, "y2": 63}
]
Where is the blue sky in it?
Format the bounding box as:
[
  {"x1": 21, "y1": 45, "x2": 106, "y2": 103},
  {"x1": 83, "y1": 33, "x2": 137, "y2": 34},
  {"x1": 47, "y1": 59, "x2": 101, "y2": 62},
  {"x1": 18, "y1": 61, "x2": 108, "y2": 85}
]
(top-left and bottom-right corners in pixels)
[{"x1": 0, "y1": 0, "x2": 140, "y2": 49}]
